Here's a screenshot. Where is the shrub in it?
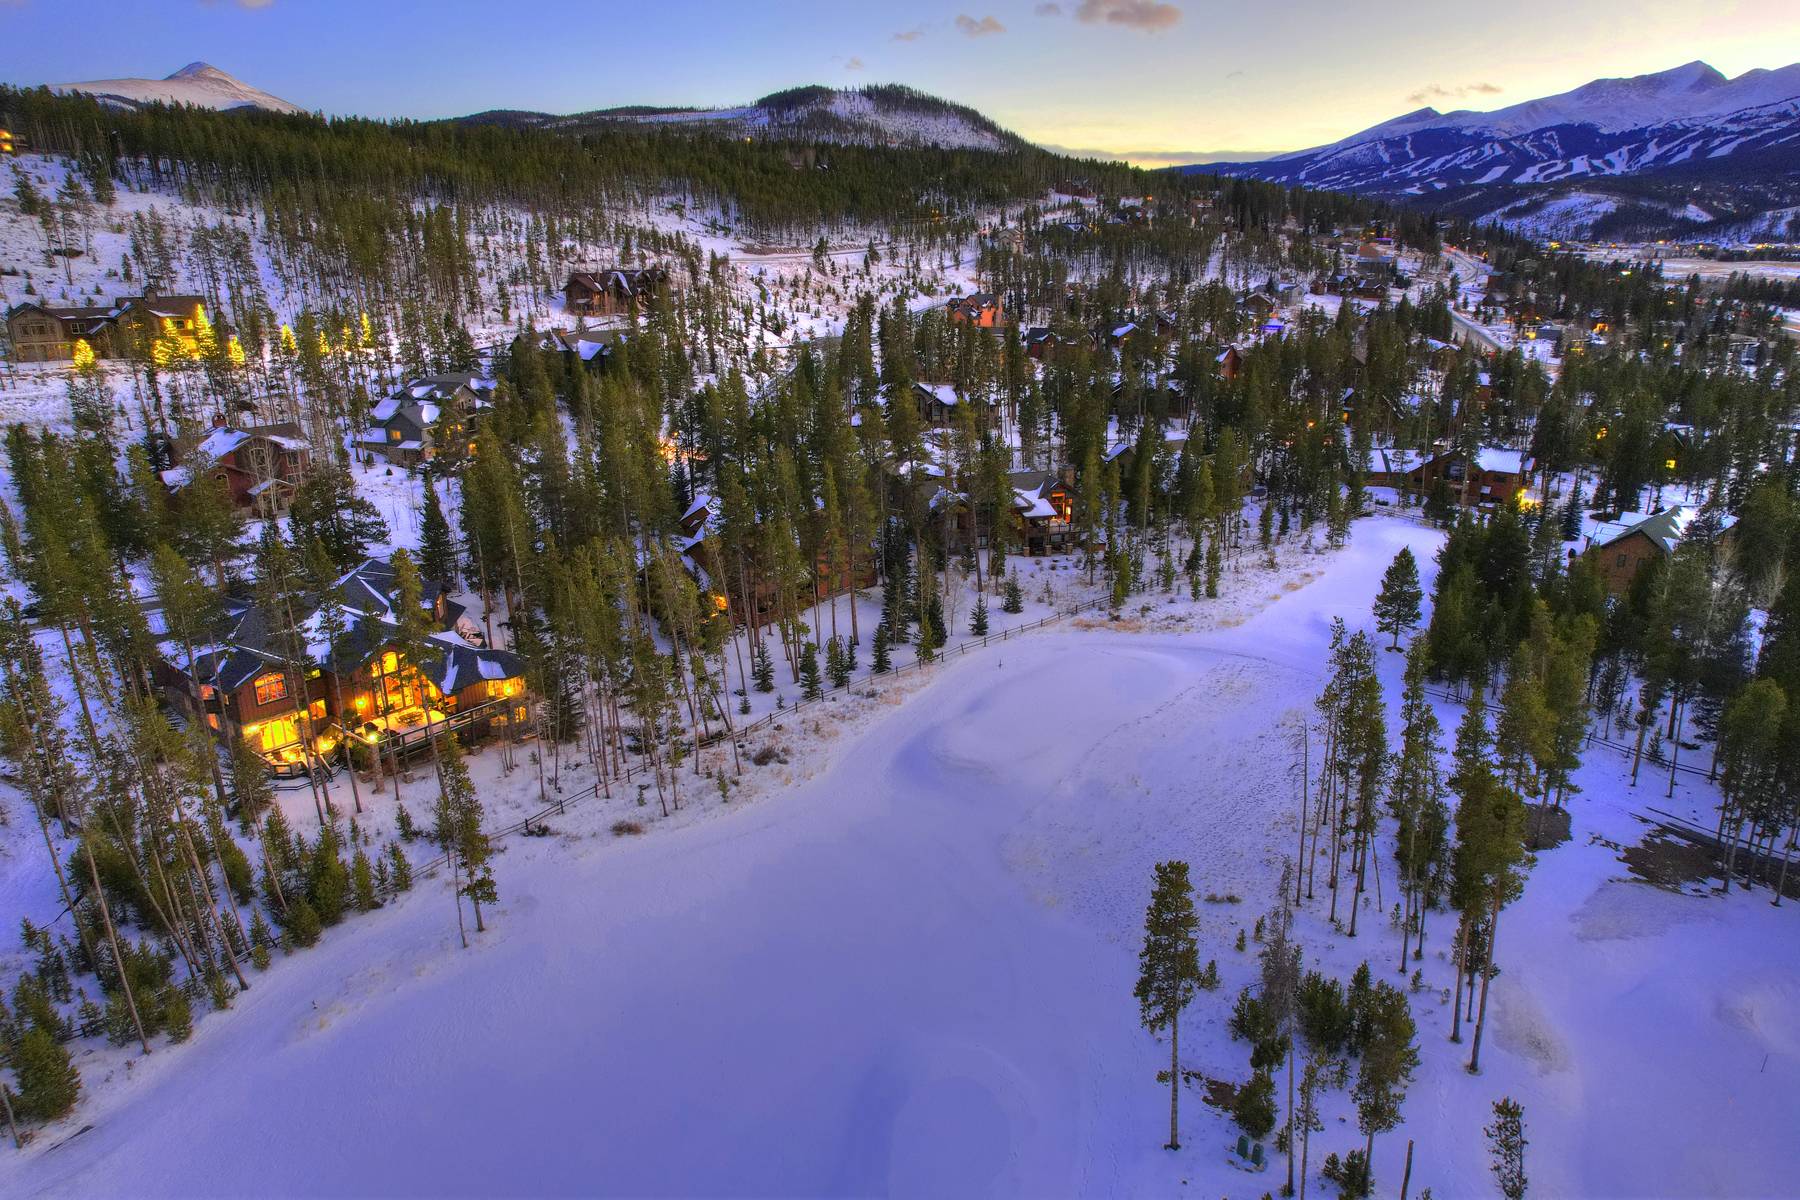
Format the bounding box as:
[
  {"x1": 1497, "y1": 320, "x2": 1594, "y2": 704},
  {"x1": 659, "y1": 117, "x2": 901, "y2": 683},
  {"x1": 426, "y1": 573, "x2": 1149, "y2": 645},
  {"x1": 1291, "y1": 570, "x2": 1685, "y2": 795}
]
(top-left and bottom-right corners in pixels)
[{"x1": 1233, "y1": 1067, "x2": 1277, "y2": 1140}]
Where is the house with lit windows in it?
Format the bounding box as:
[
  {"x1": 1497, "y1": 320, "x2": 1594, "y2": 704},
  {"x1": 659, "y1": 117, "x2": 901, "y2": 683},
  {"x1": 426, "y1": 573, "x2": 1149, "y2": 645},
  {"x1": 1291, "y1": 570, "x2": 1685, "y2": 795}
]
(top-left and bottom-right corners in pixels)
[
  {"x1": 4, "y1": 293, "x2": 207, "y2": 364},
  {"x1": 1007, "y1": 469, "x2": 1078, "y2": 555},
  {"x1": 353, "y1": 373, "x2": 496, "y2": 469},
  {"x1": 153, "y1": 556, "x2": 529, "y2": 777}
]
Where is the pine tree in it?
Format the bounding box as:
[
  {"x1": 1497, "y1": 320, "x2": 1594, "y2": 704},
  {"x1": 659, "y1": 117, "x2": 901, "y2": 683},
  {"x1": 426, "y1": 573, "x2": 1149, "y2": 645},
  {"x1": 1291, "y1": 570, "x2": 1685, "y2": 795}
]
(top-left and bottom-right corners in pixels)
[
  {"x1": 351, "y1": 846, "x2": 380, "y2": 912},
  {"x1": 1234, "y1": 1068, "x2": 1277, "y2": 1140},
  {"x1": 825, "y1": 636, "x2": 852, "y2": 689},
  {"x1": 387, "y1": 841, "x2": 413, "y2": 892},
  {"x1": 799, "y1": 642, "x2": 823, "y2": 701},
  {"x1": 1136, "y1": 860, "x2": 1201, "y2": 1150},
  {"x1": 289, "y1": 466, "x2": 389, "y2": 571},
  {"x1": 1352, "y1": 977, "x2": 1419, "y2": 1186},
  {"x1": 435, "y1": 737, "x2": 495, "y2": 940},
  {"x1": 1001, "y1": 572, "x2": 1024, "y2": 614},
  {"x1": 872, "y1": 623, "x2": 892, "y2": 673},
  {"x1": 752, "y1": 642, "x2": 776, "y2": 692},
  {"x1": 418, "y1": 479, "x2": 458, "y2": 594},
  {"x1": 13, "y1": 1025, "x2": 80, "y2": 1120},
  {"x1": 1486, "y1": 1097, "x2": 1528, "y2": 1200},
  {"x1": 1373, "y1": 547, "x2": 1424, "y2": 649},
  {"x1": 970, "y1": 596, "x2": 989, "y2": 636}
]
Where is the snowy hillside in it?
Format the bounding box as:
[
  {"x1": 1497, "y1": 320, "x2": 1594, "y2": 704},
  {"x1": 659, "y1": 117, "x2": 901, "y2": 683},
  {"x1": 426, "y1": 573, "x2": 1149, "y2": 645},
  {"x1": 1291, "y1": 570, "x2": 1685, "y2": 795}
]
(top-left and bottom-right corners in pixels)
[
  {"x1": 465, "y1": 84, "x2": 1026, "y2": 153},
  {"x1": 49, "y1": 62, "x2": 302, "y2": 115}
]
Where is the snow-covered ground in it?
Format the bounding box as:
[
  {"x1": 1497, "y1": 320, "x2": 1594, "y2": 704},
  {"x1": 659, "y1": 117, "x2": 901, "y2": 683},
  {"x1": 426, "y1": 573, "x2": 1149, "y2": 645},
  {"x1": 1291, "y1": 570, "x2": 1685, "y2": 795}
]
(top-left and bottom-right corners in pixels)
[{"x1": 8, "y1": 515, "x2": 1799, "y2": 1199}]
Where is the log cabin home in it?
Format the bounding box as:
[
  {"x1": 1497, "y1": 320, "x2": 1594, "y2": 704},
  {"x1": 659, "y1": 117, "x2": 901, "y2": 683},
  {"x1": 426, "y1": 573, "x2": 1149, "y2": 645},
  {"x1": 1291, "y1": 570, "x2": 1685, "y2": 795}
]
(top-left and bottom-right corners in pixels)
[
  {"x1": 913, "y1": 381, "x2": 969, "y2": 427},
  {"x1": 1579, "y1": 506, "x2": 1736, "y2": 594},
  {"x1": 677, "y1": 493, "x2": 876, "y2": 625},
  {"x1": 1376, "y1": 446, "x2": 1534, "y2": 507},
  {"x1": 539, "y1": 327, "x2": 626, "y2": 375},
  {"x1": 161, "y1": 416, "x2": 312, "y2": 517},
  {"x1": 1214, "y1": 344, "x2": 1243, "y2": 380},
  {"x1": 562, "y1": 267, "x2": 669, "y2": 318},
  {"x1": 154, "y1": 557, "x2": 527, "y2": 777}
]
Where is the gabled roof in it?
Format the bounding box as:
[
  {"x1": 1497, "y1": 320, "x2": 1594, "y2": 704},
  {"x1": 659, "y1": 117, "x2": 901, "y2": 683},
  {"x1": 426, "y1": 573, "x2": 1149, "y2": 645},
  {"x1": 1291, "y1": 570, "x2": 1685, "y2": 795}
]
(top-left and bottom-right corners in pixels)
[{"x1": 1595, "y1": 506, "x2": 1733, "y2": 557}]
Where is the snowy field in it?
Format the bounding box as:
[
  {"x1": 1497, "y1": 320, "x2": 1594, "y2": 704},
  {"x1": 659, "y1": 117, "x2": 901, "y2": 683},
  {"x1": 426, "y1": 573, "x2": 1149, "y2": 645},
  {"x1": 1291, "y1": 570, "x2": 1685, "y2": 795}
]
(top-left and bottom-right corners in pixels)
[{"x1": 8, "y1": 515, "x2": 1800, "y2": 1199}]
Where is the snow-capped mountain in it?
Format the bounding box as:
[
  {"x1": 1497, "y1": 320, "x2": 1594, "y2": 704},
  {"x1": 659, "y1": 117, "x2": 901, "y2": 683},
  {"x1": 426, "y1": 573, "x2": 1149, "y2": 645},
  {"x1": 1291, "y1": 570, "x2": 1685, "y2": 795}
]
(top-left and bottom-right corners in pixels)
[
  {"x1": 1198, "y1": 61, "x2": 1800, "y2": 240},
  {"x1": 462, "y1": 85, "x2": 1025, "y2": 153},
  {"x1": 51, "y1": 62, "x2": 301, "y2": 115}
]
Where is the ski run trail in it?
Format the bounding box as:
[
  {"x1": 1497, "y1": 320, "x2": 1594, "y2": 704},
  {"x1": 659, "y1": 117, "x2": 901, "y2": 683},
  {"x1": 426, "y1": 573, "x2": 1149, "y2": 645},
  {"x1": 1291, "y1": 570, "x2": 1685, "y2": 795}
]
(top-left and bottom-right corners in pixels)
[{"x1": 7, "y1": 516, "x2": 1800, "y2": 1199}]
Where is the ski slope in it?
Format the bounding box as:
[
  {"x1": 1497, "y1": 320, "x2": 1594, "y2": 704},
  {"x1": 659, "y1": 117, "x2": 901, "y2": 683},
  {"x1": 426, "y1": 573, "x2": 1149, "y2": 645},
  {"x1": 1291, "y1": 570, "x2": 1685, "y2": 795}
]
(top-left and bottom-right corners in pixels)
[{"x1": 9, "y1": 518, "x2": 1800, "y2": 1199}]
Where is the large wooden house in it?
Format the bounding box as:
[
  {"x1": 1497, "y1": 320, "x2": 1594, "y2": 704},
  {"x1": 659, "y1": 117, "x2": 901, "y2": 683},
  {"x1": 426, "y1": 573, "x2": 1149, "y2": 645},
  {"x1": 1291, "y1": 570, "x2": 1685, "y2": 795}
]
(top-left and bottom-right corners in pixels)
[
  {"x1": 945, "y1": 293, "x2": 1002, "y2": 328},
  {"x1": 4, "y1": 294, "x2": 206, "y2": 363},
  {"x1": 1371, "y1": 446, "x2": 1534, "y2": 507},
  {"x1": 163, "y1": 417, "x2": 312, "y2": 517},
  {"x1": 562, "y1": 267, "x2": 669, "y2": 318},
  {"x1": 677, "y1": 493, "x2": 875, "y2": 624},
  {"x1": 539, "y1": 327, "x2": 626, "y2": 374},
  {"x1": 155, "y1": 557, "x2": 527, "y2": 776},
  {"x1": 354, "y1": 373, "x2": 495, "y2": 468}
]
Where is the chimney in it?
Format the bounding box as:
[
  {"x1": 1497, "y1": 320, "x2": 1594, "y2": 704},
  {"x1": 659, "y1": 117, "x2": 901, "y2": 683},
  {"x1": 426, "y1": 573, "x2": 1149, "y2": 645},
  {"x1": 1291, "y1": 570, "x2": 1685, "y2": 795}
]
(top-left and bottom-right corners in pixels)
[{"x1": 212, "y1": 413, "x2": 228, "y2": 429}]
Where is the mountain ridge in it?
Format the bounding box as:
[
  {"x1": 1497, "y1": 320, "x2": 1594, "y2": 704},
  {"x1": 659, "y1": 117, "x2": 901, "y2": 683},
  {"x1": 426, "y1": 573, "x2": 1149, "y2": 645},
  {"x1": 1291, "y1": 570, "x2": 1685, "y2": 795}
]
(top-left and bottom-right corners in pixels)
[
  {"x1": 454, "y1": 84, "x2": 1030, "y2": 154},
  {"x1": 1195, "y1": 60, "x2": 1800, "y2": 240}
]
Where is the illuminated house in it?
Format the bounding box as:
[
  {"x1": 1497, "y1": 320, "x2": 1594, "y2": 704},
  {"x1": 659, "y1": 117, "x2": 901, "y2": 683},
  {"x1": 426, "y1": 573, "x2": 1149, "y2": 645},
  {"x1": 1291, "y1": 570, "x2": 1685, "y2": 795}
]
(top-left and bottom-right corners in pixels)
[
  {"x1": 353, "y1": 373, "x2": 495, "y2": 469},
  {"x1": 153, "y1": 556, "x2": 528, "y2": 777},
  {"x1": 1376, "y1": 446, "x2": 1534, "y2": 508},
  {"x1": 1007, "y1": 469, "x2": 1078, "y2": 555},
  {"x1": 3, "y1": 293, "x2": 205, "y2": 364},
  {"x1": 945, "y1": 292, "x2": 1002, "y2": 328}
]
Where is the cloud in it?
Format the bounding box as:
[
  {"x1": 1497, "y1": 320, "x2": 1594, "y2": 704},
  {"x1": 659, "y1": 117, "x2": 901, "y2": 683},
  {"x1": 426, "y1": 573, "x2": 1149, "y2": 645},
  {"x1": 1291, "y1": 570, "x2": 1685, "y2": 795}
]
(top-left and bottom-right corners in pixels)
[
  {"x1": 1074, "y1": 0, "x2": 1181, "y2": 31},
  {"x1": 845, "y1": 56, "x2": 866, "y2": 71},
  {"x1": 1405, "y1": 81, "x2": 1502, "y2": 105},
  {"x1": 1034, "y1": 2, "x2": 1064, "y2": 14},
  {"x1": 891, "y1": 27, "x2": 925, "y2": 41},
  {"x1": 955, "y1": 13, "x2": 1006, "y2": 36}
]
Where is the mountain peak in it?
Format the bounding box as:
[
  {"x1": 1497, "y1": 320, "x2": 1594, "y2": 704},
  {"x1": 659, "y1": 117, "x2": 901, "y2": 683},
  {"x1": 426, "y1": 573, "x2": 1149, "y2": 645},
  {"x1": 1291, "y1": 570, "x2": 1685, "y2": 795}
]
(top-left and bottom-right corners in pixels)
[
  {"x1": 169, "y1": 62, "x2": 232, "y2": 82},
  {"x1": 52, "y1": 63, "x2": 301, "y2": 115}
]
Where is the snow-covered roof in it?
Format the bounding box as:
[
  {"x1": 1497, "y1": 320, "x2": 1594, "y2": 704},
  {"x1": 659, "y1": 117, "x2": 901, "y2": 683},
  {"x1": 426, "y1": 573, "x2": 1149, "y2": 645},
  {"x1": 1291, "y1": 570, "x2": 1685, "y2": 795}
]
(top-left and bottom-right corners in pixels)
[
  {"x1": 1475, "y1": 448, "x2": 1530, "y2": 475},
  {"x1": 196, "y1": 426, "x2": 248, "y2": 460}
]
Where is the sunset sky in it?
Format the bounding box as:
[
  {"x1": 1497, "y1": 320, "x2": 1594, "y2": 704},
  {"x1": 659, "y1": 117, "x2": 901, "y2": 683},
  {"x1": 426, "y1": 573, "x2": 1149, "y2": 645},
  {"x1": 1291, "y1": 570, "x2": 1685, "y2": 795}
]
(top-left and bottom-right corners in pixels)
[{"x1": 3, "y1": 0, "x2": 1799, "y2": 163}]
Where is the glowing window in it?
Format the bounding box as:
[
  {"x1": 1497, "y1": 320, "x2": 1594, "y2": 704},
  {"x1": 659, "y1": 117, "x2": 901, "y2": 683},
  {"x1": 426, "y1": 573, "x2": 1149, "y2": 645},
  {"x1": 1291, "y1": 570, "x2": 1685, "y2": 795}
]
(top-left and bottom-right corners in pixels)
[{"x1": 253, "y1": 672, "x2": 288, "y2": 705}]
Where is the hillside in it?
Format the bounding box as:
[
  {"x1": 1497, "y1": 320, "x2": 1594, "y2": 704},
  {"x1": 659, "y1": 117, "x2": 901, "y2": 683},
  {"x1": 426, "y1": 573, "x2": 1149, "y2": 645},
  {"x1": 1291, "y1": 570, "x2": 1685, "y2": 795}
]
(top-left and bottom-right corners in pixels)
[
  {"x1": 49, "y1": 62, "x2": 302, "y2": 115},
  {"x1": 459, "y1": 83, "x2": 1029, "y2": 153},
  {"x1": 1199, "y1": 60, "x2": 1800, "y2": 240}
]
